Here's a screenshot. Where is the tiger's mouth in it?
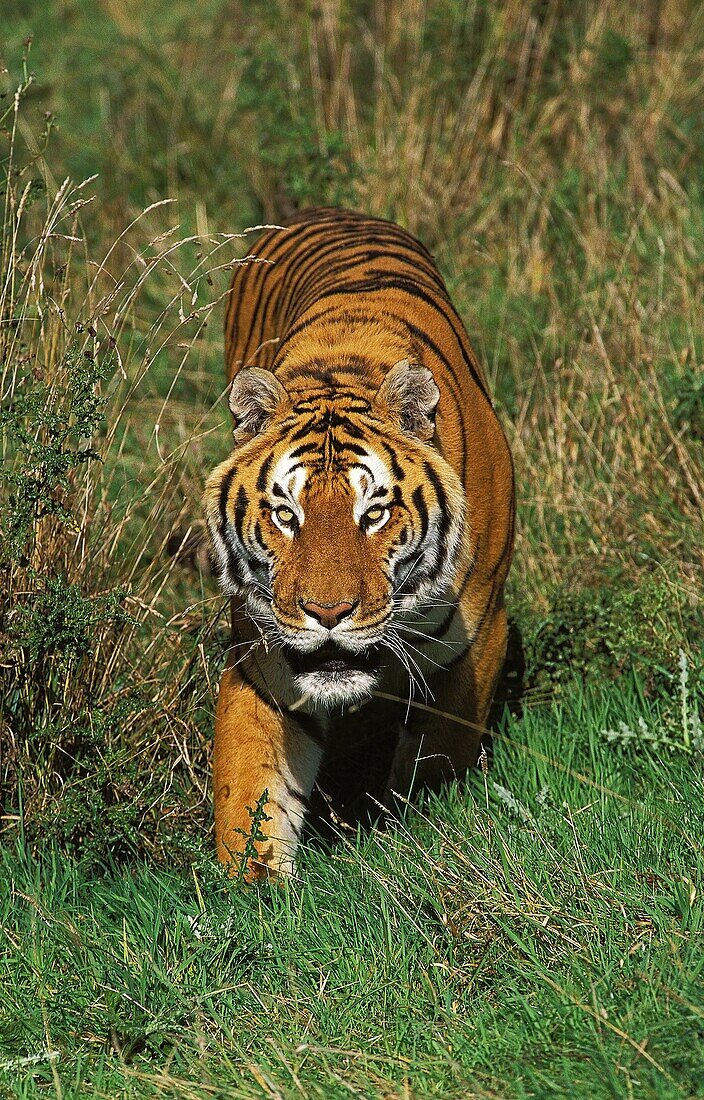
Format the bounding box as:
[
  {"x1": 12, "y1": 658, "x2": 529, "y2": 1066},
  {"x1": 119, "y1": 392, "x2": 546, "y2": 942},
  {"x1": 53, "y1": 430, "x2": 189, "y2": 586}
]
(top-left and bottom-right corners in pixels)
[{"x1": 284, "y1": 642, "x2": 383, "y2": 679}]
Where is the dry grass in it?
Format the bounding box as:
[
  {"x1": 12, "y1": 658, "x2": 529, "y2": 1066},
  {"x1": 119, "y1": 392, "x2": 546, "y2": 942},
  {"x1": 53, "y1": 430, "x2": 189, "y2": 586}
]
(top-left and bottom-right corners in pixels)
[
  {"x1": 20, "y1": 0, "x2": 699, "y2": 596},
  {"x1": 299, "y1": 0, "x2": 704, "y2": 595},
  {"x1": 0, "y1": 80, "x2": 254, "y2": 854}
]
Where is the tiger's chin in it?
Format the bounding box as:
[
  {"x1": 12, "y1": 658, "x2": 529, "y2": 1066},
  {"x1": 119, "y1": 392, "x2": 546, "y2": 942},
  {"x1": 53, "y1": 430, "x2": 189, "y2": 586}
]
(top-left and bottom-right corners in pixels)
[
  {"x1": 285, "y1": 642, "x2": 382, "y2": 710},
  {"x1": 293, "y1": 668, "x2": 379, "y2": 709}
]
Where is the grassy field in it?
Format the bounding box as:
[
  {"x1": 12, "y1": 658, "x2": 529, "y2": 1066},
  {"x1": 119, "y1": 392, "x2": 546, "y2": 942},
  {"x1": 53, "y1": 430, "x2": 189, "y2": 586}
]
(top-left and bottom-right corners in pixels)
[
  {"x1": 1, "y1": 1, "x2": 703, "y2": 1096},
  {"x1": 3, "y1": 676, "x2": 703, "y2": 1099}
]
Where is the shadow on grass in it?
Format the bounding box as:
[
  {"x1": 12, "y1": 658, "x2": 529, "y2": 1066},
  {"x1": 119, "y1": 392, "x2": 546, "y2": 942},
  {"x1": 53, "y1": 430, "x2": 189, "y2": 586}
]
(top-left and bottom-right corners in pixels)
[{"x1": 306, "y1": 616, "x2": 527, "y2": 848}]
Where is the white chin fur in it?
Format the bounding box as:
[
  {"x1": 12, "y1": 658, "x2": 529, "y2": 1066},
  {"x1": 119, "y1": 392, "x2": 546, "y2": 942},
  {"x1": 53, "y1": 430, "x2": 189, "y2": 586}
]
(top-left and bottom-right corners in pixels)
[{"x1": 294, "y1": 669, "x2": 378, "y2": 709}]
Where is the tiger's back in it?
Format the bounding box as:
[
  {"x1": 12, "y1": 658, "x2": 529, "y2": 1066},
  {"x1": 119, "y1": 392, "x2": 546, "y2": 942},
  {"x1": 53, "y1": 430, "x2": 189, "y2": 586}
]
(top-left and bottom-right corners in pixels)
[{"x1": 205, "y1": 208, "x2": 514, "y2": 875}]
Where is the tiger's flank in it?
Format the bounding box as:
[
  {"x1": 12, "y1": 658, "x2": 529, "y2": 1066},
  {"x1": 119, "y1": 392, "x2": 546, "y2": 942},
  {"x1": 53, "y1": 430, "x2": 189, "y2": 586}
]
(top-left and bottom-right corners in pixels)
[{"x1": 203, "y1": 208, "x2": 515, "y2": 877}]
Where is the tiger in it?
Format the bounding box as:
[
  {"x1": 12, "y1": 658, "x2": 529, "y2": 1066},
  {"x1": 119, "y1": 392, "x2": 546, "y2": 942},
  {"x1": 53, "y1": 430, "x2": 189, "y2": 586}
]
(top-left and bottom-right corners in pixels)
[{"x1": 203, "y1": 207, "x2": 515, "y2": 877}]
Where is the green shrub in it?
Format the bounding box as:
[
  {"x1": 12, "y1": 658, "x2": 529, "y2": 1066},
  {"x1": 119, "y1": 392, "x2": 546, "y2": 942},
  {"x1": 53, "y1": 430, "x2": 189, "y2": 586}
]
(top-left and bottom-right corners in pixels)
[{"x1": 518, "y1": 572, "x2": 703, "y2": 744}]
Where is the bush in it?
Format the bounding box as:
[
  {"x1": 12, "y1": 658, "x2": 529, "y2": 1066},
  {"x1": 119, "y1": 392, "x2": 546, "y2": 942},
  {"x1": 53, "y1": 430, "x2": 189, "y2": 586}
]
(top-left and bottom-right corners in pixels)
[{"x1": 517, "y1": 571, "x2": 703, "y2": 744}]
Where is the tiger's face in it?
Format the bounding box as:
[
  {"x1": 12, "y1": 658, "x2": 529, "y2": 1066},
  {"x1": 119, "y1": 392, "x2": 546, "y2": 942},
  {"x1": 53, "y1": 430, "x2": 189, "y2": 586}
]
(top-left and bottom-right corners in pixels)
[{"x1": 204, "y1": 360, "x2": 466, "y2": 707}]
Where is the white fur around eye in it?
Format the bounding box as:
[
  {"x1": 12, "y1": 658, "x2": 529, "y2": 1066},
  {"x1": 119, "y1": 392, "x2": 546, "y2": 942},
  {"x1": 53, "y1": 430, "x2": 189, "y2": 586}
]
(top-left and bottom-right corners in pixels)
[
  {"x1": 269, "y1": 451, "x2": 306, "y2": 535},
  {"x1": 348, "y1": 451, "x2": 391, "y2": 523},
  {"x1": 284, "y1": 465, "x2": 307, "y2": 503}
]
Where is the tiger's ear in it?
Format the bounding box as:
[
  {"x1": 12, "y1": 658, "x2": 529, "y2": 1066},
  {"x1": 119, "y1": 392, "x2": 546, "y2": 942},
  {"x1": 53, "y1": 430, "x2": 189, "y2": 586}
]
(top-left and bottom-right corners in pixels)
[
  {"x1": 228, "y1": 368, "x2": 288, "y2": 443},
  {"x1": 375, "y1": 359, "x2": 440, "y2": 442}
]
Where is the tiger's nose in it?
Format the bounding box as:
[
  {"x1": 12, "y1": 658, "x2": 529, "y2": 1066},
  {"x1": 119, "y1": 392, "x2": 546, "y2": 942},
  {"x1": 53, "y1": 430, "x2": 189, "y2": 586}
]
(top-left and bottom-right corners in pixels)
[{"x1": 300, "y1": 600, "x2": 357, "y2": 630}]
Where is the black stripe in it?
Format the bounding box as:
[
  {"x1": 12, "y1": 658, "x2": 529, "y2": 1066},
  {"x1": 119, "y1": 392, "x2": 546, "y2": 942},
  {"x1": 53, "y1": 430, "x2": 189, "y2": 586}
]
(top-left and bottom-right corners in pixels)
[
  {"x1": 291, "y1": 245, "x2": 445, "y2": 312},
  {"x1": 383, "y1": 443, "x2": 405, "y2": 481},
  {"x1": 292, "y1": 391, "x2": 371, "y2": 410},
  {"x1": 307, "y1": 276, "x2": 489, "y2": 399},
  {"x1": 230, "y1": 219, "x2": 340, "y2": 361},
  {"x1": 350, "y1": 462, "x2": 375, "y2": 481},
  {"x1": 275, "y1": 305, "x2": 344, "y2": 356},
  {"x1": 292, "y1": 263, "x2": 443, "y2": 316},
  {"x1": 423, "y1": 461, "x2": 452, "y2": 550},
  {"x1": 411, "y1": 486, "x2": 429, "y2": 543},
  {"x1": 222, "y1": 529, "x2": 246, "y2": 586},
  {"x1": 441, "y1": 642, "x2": 471, "y2": 670},
  {"x1": 268, "y1": 220, "x2": 359, "y2": 328},
  {"x1": 239, "y1": 263, "x2": 278, "y2": 368},
  {"x1": 289, "y1": 441, "x2": 320, "y2": 458},
  {"x1": 289, "y1": 417, "x2": 317, "y2": 442},
  {"x1": 284, "y1": 233, "x2": 375, "y2": 317},
  {"x1": 353, "y1": 246, "x2": 446, "y2": 286},
  {"x1": 269, "y1": 798, "x2": 303, "y2": 832},
  {"x1": 287, "y1": 207, "x2": 439, "y2": 264},
  {"x1": 253, "y1": 520, "x2": 266, "y2": 550},
  {"x1": 289, "y1": 410, "x2": 366, "y2": 441},
  {"x1": 427, "y1": 563, "x2": 476, "y2": 639},
  {"x1": 234, "y1": 486, "x2": 248, "y2": 544},
  {"x1": 218, "y1": 466, "x2": 237, "y2": 532},
  {"x1": 226, "y1": 238, "x2": 283, "y2": 365},
  {"x1": 256, "y1": 453, "x2": 273, "y2": 492},
  {"x1": 250, "y1": 256, "x2": 289, "y2": 366},
  {"x1": 284, "y1": 782, "x2": 310, "y2": 809},
  {"x1": 225, "y1": 255, "x2": 268, "y2": 362},
  {"x1": 327, "y1": 411, "x2": 366, "y2": 438},
  {"x1": 341, "y1": 442, "x2": 368, "y2": 458},
  {"x1": 236, "y1": 656, "x2": 276, "y2": 708},
  {"x1": 285, "y1": 232, "x2": 441, "y2": 319}
]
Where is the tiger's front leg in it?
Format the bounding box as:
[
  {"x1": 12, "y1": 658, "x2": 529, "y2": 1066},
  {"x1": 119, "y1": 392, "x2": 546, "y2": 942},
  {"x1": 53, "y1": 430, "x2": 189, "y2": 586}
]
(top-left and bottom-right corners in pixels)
[{"x1": 213, "y1": 664, "x2": 324, "y2": 878}]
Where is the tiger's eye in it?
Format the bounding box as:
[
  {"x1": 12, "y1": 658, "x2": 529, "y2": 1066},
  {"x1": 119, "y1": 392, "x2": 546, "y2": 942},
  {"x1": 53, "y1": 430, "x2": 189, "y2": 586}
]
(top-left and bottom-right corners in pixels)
[
  {"x1": 365, "y1": 505, "x2": 387, "y2": 523},
  {"x1": 274, "y1": 506, "x2": 295, "y2": 525}
]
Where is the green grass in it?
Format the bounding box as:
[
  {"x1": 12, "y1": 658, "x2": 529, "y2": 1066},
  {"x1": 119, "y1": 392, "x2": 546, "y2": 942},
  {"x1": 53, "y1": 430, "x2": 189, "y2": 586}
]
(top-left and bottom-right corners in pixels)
[{"x1": 2, "y1": 676, "x2": 703, "y2": 1099}]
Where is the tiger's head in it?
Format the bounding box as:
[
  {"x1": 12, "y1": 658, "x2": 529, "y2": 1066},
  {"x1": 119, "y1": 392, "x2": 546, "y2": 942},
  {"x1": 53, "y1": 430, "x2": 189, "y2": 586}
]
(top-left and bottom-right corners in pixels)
[{"x1": 204, "y1": 360, "x2": 467, "y2": 708}]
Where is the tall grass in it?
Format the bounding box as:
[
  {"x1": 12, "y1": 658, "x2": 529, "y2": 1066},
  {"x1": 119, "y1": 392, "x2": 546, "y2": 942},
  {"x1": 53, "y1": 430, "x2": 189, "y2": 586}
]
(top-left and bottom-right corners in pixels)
[
  {"x1": 0, "y1": 63, "x2": 249, "y2": 858},
  {"x1": 5, "y1": 1, "x2": 703, "y2": 584}
]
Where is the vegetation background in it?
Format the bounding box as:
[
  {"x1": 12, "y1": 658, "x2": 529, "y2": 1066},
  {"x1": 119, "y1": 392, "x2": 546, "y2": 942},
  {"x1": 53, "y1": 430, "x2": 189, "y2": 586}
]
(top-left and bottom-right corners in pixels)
[{"x1": 0, "y1": 0, "x2": 702, "y2": 1096}]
